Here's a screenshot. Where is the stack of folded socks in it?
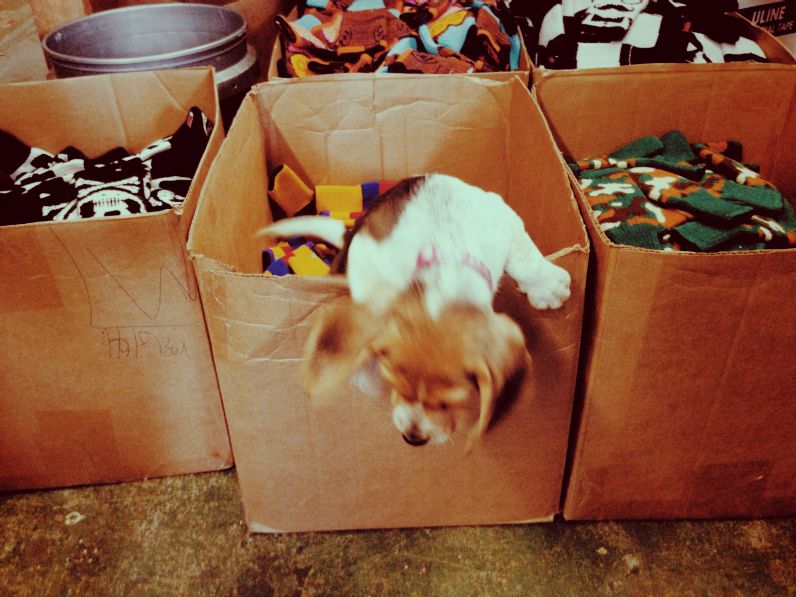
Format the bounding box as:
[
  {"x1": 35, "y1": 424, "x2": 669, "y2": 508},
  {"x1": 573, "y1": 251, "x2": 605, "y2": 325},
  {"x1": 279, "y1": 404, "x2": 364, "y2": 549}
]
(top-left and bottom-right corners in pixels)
[
  {"x1": 572, "y1": 130, "x2": 796, "y2": 252},
  {"x1": 275, "y1": 0, "x2": 521, "y2": 77},
  {"x1": 262, "y1": 164, "x2": 398, "y2": 276},
  {"x1": 509, "y1": 0, "x2": 767, "y2": 69},
  {"x1": 0, "y1": 107, "x2": 213, "y2": 226}
]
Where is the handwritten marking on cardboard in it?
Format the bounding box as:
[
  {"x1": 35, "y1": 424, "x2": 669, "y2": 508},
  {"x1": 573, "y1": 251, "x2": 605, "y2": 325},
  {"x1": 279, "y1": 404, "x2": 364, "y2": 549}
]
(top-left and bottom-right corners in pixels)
[
  {"x1": 48, "y1": 220, "x2": 199, "y2": 329},
  {"x1": 103, "y1": 327, "x2": 190, "y2": 359}
]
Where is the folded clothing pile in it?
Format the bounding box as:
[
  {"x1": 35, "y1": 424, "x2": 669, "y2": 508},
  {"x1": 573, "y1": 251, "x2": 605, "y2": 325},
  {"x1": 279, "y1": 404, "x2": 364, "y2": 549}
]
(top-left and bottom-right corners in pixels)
[
  {"x1": 275, "y1": 0, "x2": 521, "y2": 77},
  {"x1": 572, "y1": 130, "x2": 796, "y2": 252},
  {"x1": 0, "y1": 107, "x2": 212, "y2": 226},
  {"x1": 508, "y1": 0, "x2": 767, "y2": 69},
  {"x1": 263, "y1": 164, "x2": 398, "y2": 276}
]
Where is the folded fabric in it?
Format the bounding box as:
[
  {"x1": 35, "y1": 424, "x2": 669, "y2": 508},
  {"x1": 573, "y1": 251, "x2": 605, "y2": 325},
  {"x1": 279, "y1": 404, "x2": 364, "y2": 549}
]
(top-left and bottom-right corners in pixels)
[
  {"x1": 263, "y1": 166, "x2": 398, "y2": 275},
  {"x1": 509, "y1": 0, "x2": 767, "y2": 69},
  {"x1": 268, "y1": 163, "x2": 315, "y2": 217},
  {"x1": 263, "y1": 236, "x2": 334, "y2": 276},
  {"x1": 0, "y1": 107, "x2": 213, "y2": 226},
  {"x1": 573, "y1": 130, "x2": 796, "y2": 252},
  {"x1": 275, "y1": 0, "x2": 520, "y2": 77},
  {"x1": 316, "y1": 179, "x2": 398, "y2": 226}
]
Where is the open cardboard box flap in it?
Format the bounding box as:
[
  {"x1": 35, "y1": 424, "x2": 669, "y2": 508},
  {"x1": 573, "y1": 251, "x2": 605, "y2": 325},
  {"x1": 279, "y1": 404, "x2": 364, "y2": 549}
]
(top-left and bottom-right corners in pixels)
[
  {"x1": 189, "y1": 74, "x2": 589, "y2": 532},
  {"x1": 0, "y1": 69, "x2": 231, "y2": 491},
  {"x1": 537, "y1": 63, "x2": 796, "y2": 198}
]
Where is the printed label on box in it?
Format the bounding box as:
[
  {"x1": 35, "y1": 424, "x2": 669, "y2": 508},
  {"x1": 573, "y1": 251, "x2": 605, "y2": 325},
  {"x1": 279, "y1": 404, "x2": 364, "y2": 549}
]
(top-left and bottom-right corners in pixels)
[{"x1": 738, "y1": 1, "x2": 796, "y2": 37}]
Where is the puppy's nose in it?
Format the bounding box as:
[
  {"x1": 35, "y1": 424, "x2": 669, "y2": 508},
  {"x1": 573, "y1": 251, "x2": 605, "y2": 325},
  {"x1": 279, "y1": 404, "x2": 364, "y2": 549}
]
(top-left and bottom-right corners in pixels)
[{"x1": 402, "y1": 432, "x2": 429, "y2": 447}]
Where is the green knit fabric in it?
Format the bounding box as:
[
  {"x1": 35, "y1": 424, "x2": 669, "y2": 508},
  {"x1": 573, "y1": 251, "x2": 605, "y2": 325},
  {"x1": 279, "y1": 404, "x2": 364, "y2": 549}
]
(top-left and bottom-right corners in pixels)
[
  {"x1": 606, "y1": 223, "x2": 667, "y2": 250},
  {"x1": 721, "y1": 181, "x2": 783, "y2": 214},
  {"x1": 660, "y1": 130, "x2": 696, "y2": 163},
  {"x1": 665, "y1": 188, "x2": 753, "y2": 222},
  {"x1": 609, "y1": 135, "x2": 663, "y2": 160},
  {"x1": 673, "y1": 221, "x2": 741, "y2": 251},
  {"x1": 574, "y1": 130, "x2": 796, "y2": 253}
]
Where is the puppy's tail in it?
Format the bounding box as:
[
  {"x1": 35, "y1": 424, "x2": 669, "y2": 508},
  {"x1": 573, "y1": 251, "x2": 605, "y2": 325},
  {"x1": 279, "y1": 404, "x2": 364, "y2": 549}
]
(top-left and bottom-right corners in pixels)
[{"x1": 257, "y1": 216, "x2": 346, "y2": 247}]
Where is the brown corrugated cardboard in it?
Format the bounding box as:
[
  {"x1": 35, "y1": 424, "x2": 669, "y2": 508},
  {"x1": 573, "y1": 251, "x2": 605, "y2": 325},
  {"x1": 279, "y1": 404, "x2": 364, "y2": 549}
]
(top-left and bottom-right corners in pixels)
[
  {"x1": 0, "y1": 69, "x2": 232, "y2": 491},
  {"x1": 534, "y1": 62, "x2": 796, "y2": 519},
  {"x1": 189, "y1": 74, "x2": 589, "y2": 532}
]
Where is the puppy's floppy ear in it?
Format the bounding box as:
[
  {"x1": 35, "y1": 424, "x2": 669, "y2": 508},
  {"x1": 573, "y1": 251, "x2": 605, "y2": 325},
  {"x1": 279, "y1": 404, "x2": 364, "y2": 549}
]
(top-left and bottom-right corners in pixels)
[
  {"x1": 301, "y1": 296, "x2": 378, "y2": 403},
  {"x1": 467, "y1": 312, "x2": 531, "y2": 447}
]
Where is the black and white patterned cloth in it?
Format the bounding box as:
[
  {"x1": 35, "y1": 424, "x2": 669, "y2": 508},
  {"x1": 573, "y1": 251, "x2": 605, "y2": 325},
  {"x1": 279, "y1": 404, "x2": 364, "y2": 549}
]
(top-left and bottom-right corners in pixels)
[
  {"x1": 506, "y1": 0, "x2": 768, "y2": 69},
  {"x1": 0, "y1": 107, "x2": 213, "y2": 226}
]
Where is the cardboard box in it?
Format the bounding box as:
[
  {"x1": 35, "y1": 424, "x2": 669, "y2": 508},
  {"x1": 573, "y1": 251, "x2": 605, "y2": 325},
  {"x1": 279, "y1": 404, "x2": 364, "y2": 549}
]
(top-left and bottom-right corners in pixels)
[
  {"x1": 267, "y1": 9, "x2": 532, "y2": 83},
  {"x1": 188, "y1": 74, "x2": 589, "y2": 532},
  {"x1": 533, "y1": 63, "x2": 796, "y2": 519},
  {"x1": 738, "y1": 1, "x2": 796, "y2": 55},
  {"x1": 0, "y1": 69, "x2": 232, "y2": 491},
  {"x1": 530, "y1": 11, "x2": 795, "y2": 84}
]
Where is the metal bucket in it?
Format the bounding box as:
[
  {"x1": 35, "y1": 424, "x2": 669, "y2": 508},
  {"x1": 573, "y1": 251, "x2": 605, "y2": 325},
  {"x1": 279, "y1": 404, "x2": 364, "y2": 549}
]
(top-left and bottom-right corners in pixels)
[{"x1": 42, "y1": 3, "x2": 259, "y2": 99}]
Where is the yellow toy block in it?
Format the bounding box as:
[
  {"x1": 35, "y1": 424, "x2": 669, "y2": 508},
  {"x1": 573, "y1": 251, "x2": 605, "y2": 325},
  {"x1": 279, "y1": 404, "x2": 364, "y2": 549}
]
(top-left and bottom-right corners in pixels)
[{"x1": 315, "y1": 185, "x2": 364, "y2": 213}]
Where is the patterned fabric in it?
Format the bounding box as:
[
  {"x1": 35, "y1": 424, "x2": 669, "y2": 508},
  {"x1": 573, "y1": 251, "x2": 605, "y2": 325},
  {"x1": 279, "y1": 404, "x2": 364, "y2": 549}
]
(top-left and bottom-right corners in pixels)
[
  {"x1": 263, "y1": 236, "x2": 335, "y2": 276},
  {"x1": 268, "y1": 163, "x2": 315, "y2": 217},
  {"x1": 506, "y1": 0, "x2": 768, "y2": 69},
  {"x1": 316, "y1": 180, "x2": 398, "y2": 226},
  {"x1": 0, "y1": 108, "x2": 213, "y2": 226},
  {"x1": 275, "y1": 0, "x2": 521, "y2": 77},
  {"x1": 263, "y1": 165, "x2": 398, "y2": 275},
  {"x1": 573, "y1": 130, "x2": 796, "y2": 252}
]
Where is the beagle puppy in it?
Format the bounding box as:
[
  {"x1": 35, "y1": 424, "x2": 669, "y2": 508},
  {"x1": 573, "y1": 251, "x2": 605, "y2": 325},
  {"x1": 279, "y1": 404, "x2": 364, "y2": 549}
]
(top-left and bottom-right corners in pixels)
[{"x1": 261, "y1": 173, "x2": 571, "y2": 447}]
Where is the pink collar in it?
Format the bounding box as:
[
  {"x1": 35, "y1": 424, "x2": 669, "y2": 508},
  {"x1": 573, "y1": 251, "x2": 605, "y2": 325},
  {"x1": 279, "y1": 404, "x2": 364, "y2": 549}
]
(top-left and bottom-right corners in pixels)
[{"x1": 415, "y1": 246, "x2": 494, "y2": 291}]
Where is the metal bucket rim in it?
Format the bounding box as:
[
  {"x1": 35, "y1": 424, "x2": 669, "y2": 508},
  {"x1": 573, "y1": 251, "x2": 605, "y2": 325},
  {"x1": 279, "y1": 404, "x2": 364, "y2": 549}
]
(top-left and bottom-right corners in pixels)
[{"x1": 42, "y1": 3, "x2": 248, "y2": 67}]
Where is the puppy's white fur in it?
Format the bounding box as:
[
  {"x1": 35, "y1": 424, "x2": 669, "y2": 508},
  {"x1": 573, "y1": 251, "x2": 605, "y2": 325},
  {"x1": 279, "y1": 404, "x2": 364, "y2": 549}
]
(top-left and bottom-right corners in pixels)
[
  {"x1": 261, "y1": 173, "x2": 571, "y2": 446},
  {"x1": 264, "y1": 174, "x2": 570, "y2": 316}
]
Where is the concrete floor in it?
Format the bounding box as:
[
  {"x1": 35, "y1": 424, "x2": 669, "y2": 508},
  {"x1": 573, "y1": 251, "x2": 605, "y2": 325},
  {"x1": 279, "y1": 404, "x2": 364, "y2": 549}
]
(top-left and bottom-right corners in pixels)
[
  {"x1": 2, "y1": 1, "x2": 795, "y2": 594},
  {"x1": 2, "y1": 470, "x2": 795, "y2": 596}
]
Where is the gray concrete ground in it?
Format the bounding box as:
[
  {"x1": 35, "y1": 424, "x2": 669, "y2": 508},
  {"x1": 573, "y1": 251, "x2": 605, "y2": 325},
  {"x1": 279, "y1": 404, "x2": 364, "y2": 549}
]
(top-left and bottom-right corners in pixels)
[
  {"x1": 1, "y1": 1, "x2": 795, "y2": 595},
  {"x1": 2, "y1": 470, "x2": 796, "y2": 596}
]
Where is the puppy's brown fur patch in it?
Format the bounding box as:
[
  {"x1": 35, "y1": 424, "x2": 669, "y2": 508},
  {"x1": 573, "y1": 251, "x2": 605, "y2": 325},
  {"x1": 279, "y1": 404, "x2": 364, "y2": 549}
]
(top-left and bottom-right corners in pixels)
[
  {"x1": 332, "y1": 176, "x2": 425, "y2": 273},
  {"x1": 303, "y1": 285, "x2": 530, "y2": 444}
]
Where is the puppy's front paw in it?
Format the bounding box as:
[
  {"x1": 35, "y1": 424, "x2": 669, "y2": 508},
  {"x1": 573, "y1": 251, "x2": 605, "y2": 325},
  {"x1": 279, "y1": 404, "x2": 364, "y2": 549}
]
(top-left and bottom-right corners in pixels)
[{"x1": 523, "y1": 262, "x2": 571, "y2": 310}]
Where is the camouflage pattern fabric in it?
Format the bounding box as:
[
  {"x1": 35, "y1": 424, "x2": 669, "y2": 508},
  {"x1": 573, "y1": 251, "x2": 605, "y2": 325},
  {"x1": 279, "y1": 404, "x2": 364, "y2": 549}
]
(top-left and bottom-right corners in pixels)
[
  {"x1": 573, "y1": 131, "x2": 796, "y2": 252},
  {"x1": 275, "y1": 0, "x2": 520, "y2": 77}
]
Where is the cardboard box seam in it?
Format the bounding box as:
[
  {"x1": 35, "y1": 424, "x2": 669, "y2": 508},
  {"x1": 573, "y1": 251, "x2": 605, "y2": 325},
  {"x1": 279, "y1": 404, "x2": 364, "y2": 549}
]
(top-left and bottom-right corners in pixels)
[{"x1": 524, "y1": 86, "x2": 592, "y2": 250}]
